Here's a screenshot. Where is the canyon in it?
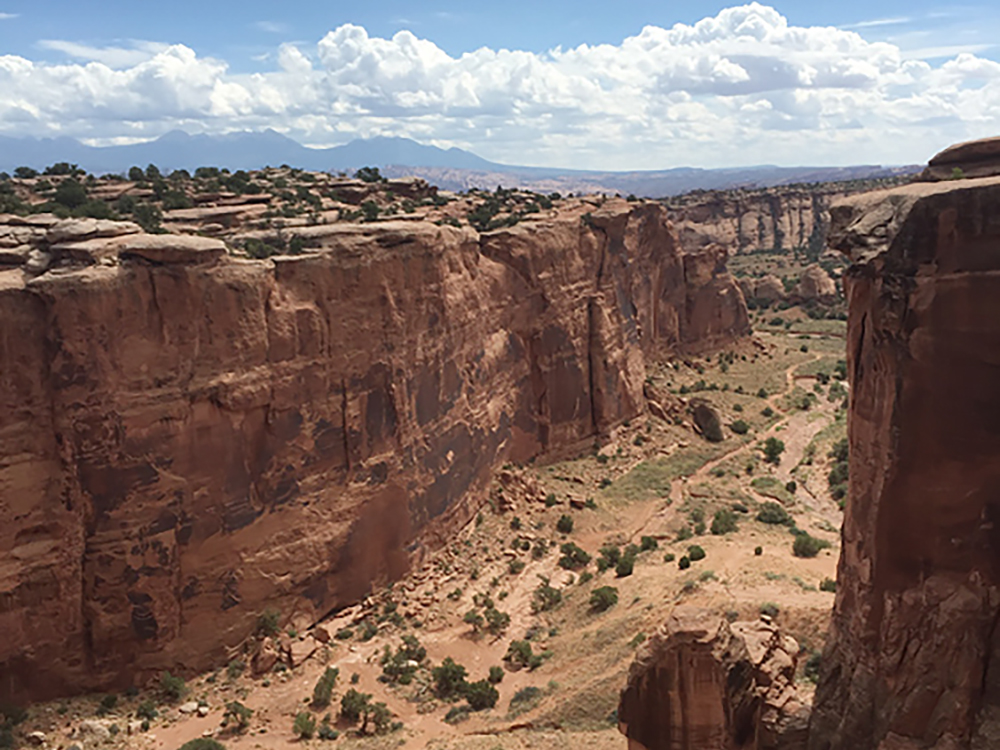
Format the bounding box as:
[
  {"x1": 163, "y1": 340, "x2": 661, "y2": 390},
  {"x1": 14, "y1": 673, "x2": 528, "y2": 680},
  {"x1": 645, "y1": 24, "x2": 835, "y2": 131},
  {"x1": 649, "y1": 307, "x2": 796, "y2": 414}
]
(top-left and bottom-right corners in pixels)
[
  {"x1": 617, "y1": 139, "x2": 1000, "y2": 750},
  {"x1": 0, "y1": 196, "x2": 750, "y2": 703}
]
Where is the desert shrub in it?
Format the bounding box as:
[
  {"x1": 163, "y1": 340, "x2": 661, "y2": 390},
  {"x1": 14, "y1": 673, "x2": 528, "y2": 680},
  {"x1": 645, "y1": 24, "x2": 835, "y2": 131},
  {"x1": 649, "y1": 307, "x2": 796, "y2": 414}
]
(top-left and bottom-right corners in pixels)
[
  {"x1": 159, "y1": 671, "x2": 186, "y2": 702},
  {"x1": 558, "y1": 542, "x2": 591, "y2": 570},
  {"x1": 222, "y1": 701, "x2": 253, "y2": 733},
  {"x1": 589, "y1": 586, "x2": 619, "y2": 612},
  {"x1": 615, "y1": 553, "x2": 635, "y2": 578},
  {"x1": 687, "y1": 545, "x2": 706, "y2": 562},
  {"x1": 730, "y1": 420, "x2": 749, "y2": 435},
  {"x1": 545, "y1": 493, "x2": 558, "y2": 507},
  {"x1": 760, "y1": 602, "x2": 780, "y2": 617},
  {"x1": 358, "y1": 619, "x2": 378, "y2": 641},
  {"x1": 597, "y1": 545, "x2": 621, "y2": 572},
  {"x1": 785, "y1": 480, "x2": 797, "y2": 493},
  {"x1": 507, "y1": 559, "x2": 525, "y2": 575},
  {"x1": 340, "y1": 688, "x2": 372, "y2": 723},
  {"x1": 762, "y1": 407, "x2": 775, "y2": 418},
  {"x1": 293, "y1": 711, "x2": 316, "y2": 739},
  {"x1": 53, "y1": 178, "x2": 88, "y2": 208},
  {"x1": 485, "y1": 607, "x2": 511, "y2": 636},
  {"x1": 640, "y1": 536, "x2": 658, "y2": 552},
  {"x1": 504, "y1": 640, "x2": 534, "y2": 669},
  {"x1": 757, "y1": 502, "x2": 791, "y2": 525},
  {"x1": 755, "y1": 546, "x2": 763, "y2": 556},
  {"x1": 676, "y1": 526, "x2": 693, "y2": 541},
  {"x1": 763, "y1": 437, "x2": 785, "y2": 464},
  {"x1": 663, "y1": 552, "x2": 676, "y2": 563},
  {"x1": 444, "y1": 705, "x2": 472, "y2": 724},
  {"x1": 136, "y1": 700, "x2": 158, "y2": 720},
  {"x1": 711, "y1": 509, "x2": 738, "y2": 535},
  {"x1": 96, "y1": 694, "x2": 118, "y2": 715},
  {"x1": 312, "y1": 667, "x2": 339, "y2": 707},
  {"x1": 225, "y1": 659, "x2": 245, "y2": 681},
  {"x1": 804, "y1": 652, "x2": 823, "y2": 683},
  {"x1": 488, "y1": 666, "x2": 505, "y2": 684},
  {"x1": 510, "y1": 516, "x2": 522, "y2": 531},
  {"x1": 508, "y1": 686, "x2": 542, "y2": 716},
  {"x1": 179, "y1": 741, "x2": 227, "y2": 750},
  {"x1": 678, "y1": 556, "x2": 691, "y2": 570},
  {"x1": 532, "y1": 577, "x2": 562, "y2": 613},
  {"x1": 820, "y1": 578, "x2": 837, "y2": 592},
  {"x1": 531, "y1": 539, "x2": 548, "y2": 560},
  {"x1": 255, "y1": 608, "x2": 281, "y2": 637},
  {"x1": 432, "y1": 658, "x2": 468, "y2": 699},
  {"x1": 793, "y1": 533, "x2": 831, "y2": 558},
  {"x1": 354, "y1": 166, "x2": 383, "y2": 183},
  {"x1": 556, "y1": 515, "x2": 574, "y2": 534},
  {"x1": 465, "y1": 680, "x2": 499, "y2": 710}
]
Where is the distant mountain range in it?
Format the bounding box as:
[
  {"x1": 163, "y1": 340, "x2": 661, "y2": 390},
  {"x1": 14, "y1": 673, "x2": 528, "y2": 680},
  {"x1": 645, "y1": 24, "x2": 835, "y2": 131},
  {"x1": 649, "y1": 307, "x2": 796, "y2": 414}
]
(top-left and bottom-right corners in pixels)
[{"x1": 0, "y1": 130, "x2": 919, "y2": 197}]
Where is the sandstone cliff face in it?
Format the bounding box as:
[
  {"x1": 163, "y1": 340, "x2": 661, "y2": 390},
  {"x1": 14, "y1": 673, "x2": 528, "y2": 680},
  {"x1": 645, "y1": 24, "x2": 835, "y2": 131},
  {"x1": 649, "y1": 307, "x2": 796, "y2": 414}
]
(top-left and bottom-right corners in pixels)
[
  {"x1": 809, "y1": 174, "x2": 1000, "y2": 750},
  {"x1": 0, "y1": 200, "x2": 748, "y2": 701},
  {"x1": 666, "y1": 189, "x2": 846, "y2": 256},
  {"x1": 618, "y1": 607, "x2": 809, "y2": 750}
]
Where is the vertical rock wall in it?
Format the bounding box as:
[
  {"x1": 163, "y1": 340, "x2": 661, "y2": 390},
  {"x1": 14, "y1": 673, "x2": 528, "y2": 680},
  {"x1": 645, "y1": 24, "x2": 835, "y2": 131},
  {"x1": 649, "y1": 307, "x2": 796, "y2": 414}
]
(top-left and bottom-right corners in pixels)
[
  {"x1": 809, "y1": 175, "x2": 1000, "y2": 750},
  {"x1": 0, "y1": 200, "x2": 749, "y2": 701}
]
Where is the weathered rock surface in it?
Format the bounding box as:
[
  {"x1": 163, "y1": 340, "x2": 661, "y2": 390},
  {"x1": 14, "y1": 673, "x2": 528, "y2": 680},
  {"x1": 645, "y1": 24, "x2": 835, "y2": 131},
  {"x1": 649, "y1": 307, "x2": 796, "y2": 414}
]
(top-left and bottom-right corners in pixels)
[
  {"x1": 619, "y1": 607, "x2": 809, "y2": 750},
  {"x1": 0, "y1": 200, "x2": 748, "y2": 701},
  {"x1": 918, "y1": 136, "x2": 1000, "y2": 181},
  {"x1": 809, "y1": 174, "x2": 1000, "y2": 749},
  {"x1": 791, "y1": 265, "x2": 837, "y2": 303}
]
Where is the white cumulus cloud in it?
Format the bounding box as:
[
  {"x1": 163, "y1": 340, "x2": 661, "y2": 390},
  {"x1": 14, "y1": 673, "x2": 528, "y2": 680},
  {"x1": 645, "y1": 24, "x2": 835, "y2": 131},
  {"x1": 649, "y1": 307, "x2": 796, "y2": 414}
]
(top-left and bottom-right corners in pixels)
[{"x1": 2, "y1": 3, "x2": 1000, "y2": 168}]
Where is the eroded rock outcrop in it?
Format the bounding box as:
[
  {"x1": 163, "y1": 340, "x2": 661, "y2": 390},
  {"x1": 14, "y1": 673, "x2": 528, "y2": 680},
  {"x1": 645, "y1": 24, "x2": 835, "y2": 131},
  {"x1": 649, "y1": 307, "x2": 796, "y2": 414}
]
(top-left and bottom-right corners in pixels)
[
  {"x1": 0, "y1": 199, "x2": 748, "y2": 701},
  {"x1": 809, "y1": 167, "x2": 1000, "y2": 750},
  {"x1": 619, "y1": 607, "x2": 810, "y2": 750}
]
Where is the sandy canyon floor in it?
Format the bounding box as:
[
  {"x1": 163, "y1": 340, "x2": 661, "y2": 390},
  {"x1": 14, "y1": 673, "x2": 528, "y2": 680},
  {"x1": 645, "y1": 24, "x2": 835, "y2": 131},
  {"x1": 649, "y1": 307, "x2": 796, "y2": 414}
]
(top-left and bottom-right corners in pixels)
[{"x1": 14, "y1": 310, "x2": 847, "y2": 750}]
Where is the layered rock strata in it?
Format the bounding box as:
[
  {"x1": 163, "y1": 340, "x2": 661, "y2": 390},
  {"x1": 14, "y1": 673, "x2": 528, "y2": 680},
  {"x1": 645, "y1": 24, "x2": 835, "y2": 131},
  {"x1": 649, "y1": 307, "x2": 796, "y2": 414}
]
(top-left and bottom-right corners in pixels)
[
  {"x1": 809, "y1": 169, "x2": 1000, "y2": 749},
  {"x1": 0, "y1": 200, "x2": 748, "y2": 701},
  {"x1": 618, "y1": 607, "x2": 810, "y2": 750}
]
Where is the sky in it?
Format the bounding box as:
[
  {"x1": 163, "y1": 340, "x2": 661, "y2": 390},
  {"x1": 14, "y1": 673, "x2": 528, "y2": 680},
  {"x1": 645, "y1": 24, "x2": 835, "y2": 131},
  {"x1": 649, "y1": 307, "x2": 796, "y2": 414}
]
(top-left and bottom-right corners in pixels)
[{"x1": 1, "y1": 1, "x2": 999, "y2": 169}]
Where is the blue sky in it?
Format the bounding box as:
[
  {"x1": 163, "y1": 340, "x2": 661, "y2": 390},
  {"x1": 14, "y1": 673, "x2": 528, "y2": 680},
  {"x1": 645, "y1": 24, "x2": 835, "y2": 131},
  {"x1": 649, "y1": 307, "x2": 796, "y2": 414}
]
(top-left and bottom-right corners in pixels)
[{"x1": 1, "y1": 1, "x2": 999, "y2": 168}]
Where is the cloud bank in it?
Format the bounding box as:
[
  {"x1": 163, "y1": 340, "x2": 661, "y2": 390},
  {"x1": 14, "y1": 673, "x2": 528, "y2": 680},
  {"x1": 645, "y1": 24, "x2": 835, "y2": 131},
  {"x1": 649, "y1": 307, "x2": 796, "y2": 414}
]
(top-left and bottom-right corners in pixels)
[{"x1": 2, "y1": 3, "x2": 999, "y2": 168}]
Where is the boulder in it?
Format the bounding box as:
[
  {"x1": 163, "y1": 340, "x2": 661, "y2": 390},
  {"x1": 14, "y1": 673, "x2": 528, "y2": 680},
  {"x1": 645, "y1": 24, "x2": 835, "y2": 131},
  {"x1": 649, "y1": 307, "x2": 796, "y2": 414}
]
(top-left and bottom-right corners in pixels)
[
  {"x1": 116, "y1": 234, "x2": 227, "y2": 264},
  {"x1": 77, "y1": 720, "x2": 111, "y2": 741},
  {"x1": 619, "y1": 607, "x2": 809, "y2": 750},
  {"x1": 755, "y1": 274, "x2": 786, "y2": 302},
  {"x1": 792, "y1": 265, "x2": 837, "y2": 303},
  {"x1": 690, "y1": 398, "x2": 724, "y2": 443}
]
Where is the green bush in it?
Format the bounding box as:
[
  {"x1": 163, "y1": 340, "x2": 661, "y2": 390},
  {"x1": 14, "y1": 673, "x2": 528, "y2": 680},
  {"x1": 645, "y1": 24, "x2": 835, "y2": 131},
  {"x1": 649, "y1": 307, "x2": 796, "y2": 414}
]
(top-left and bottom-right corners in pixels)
[
  {"x1": 640, "y1": 536, "x2": 658, "y2": 552},
  {"x1": 255, "y1": 608, "x2": 281, "y2": 637},
  {"x1": 432, "y1": 658, "x2": 468, "y2": 699},
  {"x1": 312, "y1": 666, "x2": 339, "y2": 707},
  {"x1": 711, "y1": 509, "x2": 738, "y2": 535},
  {"x1": 340, "y1": 688, "x2": 372, "y2": 723},
  {"x1": 754, "y1": 546, "x2": 763, "y2": 556},
  {"x1": 159, "y1": 671, "x2": 186, "y2": 702},
  {"x1": 760, "y1": 602, "x2": 780, "y2": 618},
  {"x1": 663, "y1": 552, "x2": 676, "y2": 563},
  {"x1": 354, "y1": 166, "x2": 383, "y2": 183},
  {"x1": 589, "y1": 586, "x2": 619, "y2": 612},
  {"x1": 687, "y1": 545, "x2": 706, "y2": 562},
  {"x1": 488, "y1": 666, "x2": 505, "y2": 684},
  {"x1": 730, "y1": 420, "x2": 749, "y2": 435},
  {"x1": 804, "y1": 652, "x2": 823, "y2": 683},
  {"x1": 820, "y1": 578, "x2": 837, "y2": 592},
  {"x1": 615, "y1": 554, "x2": 635, "y2": 578},
  {"x1": 793, "y1": 533, "x2": 831, "y2": 558},
  {"x1": 465, "y1": 679, "x2": 499, "y2": 710},
  {"x1": 763, "y1": 437, "x2": 785, "y2": 464},
  {"x1": 293, "y1": 711, "x2": 316, "y2": 739},
  {"x1": 678, "y1": 556, "x2": 691, "y2": 570},
  {"x1": 53, "y1": 178, "x2": 88, "y2": 208},
  {"x1": 222, "y1": 701, "x2": 253, "y2": 733},
  {"x1": 179, "y1": 740, "x2": 227, "y2": 750},
  {"x1": 757, "y1": 502, "x2": 791, "y2": 525},
  {"x1": 556, "y1": 515, "x2": 574, "y2": 534},
  {"x1": 532, "y1": 577, "x2": 562, "y2": 613},
  {"x1": 558, "y1": 542, "x2": 591, "y2": 570}
]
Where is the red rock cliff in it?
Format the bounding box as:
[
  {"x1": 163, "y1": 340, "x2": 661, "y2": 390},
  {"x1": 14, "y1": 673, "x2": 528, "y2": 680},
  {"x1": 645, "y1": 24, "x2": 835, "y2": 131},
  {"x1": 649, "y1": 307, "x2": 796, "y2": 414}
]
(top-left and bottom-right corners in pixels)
[
  {"x1": 0, "y1": 200, "x2": 748, "y2": 701},
  {"x1": 809, "y1": 173, "x2": 1000, "y2": 749}
]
